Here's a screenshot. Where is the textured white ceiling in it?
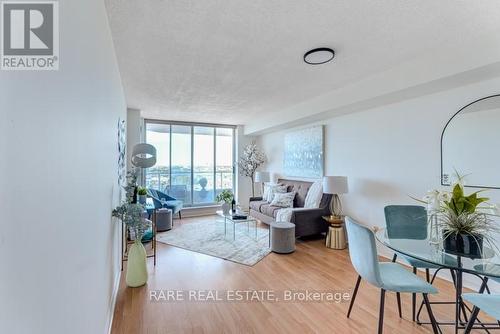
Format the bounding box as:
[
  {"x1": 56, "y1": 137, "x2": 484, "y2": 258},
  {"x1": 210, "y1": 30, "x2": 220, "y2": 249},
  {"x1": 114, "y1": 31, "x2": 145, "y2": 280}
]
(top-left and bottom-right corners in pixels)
[{"x1": 105, "y1": 0, "x2": 500, "y2": 125}]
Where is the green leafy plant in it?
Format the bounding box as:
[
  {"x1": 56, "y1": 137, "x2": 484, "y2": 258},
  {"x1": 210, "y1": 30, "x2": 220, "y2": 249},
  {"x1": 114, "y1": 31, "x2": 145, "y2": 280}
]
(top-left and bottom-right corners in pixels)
[
  {"x1": 414, "y1": 173, "x2": 499, "y2": 253},
  {"x1": 440, "y1": 207, "x2": 496, "y2": 238},
  {"x1": 216, "y1": 189, "x2": 234, "y2": 204},
  {"x1": 439, "y1": 181, "x2": 495, "y2": 238},
  {"x1": 137, "y1": 187, "x2": 147, "y2": 196}
]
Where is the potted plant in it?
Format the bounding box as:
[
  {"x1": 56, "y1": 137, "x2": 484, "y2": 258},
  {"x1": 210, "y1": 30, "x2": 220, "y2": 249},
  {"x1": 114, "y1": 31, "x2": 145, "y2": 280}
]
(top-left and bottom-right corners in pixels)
[
  {"x1": 439, "y1": 181, "x2": 493, "y2": 256},
  {"x1": 216, "y1": 189, "x2": 234, "y2": 215},
  {"x1": 416, "y1": 175, "x2": 499, "y2": 257},
  {"x1": 137, "y1": 187, "x2": 147, "y2": 204}
]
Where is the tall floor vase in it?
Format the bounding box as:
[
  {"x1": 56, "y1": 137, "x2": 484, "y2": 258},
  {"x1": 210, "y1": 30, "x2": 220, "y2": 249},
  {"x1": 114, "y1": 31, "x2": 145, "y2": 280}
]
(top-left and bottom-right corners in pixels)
[{"x1": 126, "y1": 239, "x2": 148, "y2": 287}]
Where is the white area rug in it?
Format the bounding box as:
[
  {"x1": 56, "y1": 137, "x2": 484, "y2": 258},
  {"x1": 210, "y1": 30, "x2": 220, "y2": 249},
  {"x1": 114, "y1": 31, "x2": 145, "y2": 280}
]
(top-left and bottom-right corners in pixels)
[{"x1": 157, "y1": 218, "x2": 271, "y2": 266}]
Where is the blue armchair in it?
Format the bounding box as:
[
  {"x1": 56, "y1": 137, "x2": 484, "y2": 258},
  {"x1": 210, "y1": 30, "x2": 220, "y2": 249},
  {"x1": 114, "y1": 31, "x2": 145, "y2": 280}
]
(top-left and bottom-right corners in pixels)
[{"x1": 147, "y1": 188, "x2": 183, "y2": 219}]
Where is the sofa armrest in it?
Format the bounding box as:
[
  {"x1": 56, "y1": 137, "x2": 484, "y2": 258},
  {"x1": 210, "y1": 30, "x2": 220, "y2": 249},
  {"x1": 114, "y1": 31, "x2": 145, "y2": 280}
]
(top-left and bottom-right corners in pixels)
[
  {"x1": 249, "y1": 196, "x2": 263, "y2": 202},
  {"x1": 290, "y1": 207, "x2": 329, "y2": 222}
]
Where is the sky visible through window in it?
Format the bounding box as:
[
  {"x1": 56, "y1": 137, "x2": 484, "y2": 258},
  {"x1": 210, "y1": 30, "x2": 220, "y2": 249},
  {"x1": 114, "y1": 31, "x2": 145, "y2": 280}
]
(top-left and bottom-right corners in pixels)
[{"x1": 147, "y1": 131, "x2": 233, "y2": 167}]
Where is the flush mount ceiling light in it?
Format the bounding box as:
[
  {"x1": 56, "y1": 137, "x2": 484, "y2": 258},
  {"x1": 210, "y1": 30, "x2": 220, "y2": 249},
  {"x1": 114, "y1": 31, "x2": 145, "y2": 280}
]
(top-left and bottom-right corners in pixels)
[{"x1": 303, "y1": 47, "x2": 335, "y2": 65}]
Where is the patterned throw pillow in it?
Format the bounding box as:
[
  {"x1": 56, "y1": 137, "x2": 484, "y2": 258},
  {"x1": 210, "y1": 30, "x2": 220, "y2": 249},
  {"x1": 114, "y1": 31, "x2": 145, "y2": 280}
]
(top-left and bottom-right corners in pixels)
[
  {"x1": 270, "y1": 192, "x2": 296, "y2": 208},
  {"x1": 266, "y1": 185, "x2": 287, "y2": 202}
]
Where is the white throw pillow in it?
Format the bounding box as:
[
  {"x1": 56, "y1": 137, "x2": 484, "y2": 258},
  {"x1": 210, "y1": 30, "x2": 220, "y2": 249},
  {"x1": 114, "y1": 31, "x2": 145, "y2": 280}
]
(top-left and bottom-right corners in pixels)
[
  {"x1": 304, "y1": 180, "x2": 323, "y2": 209},
  {"x1": 262, "y1": 182, "x2": 278, "y2": 200},
  {"x1": 266, "y1": 184, "x2": 287, "y2": 202},
  {"x1": 270, "y1": 192, "x2": 296, "y2": 208},
  {"x1": 275, "y1": 208, "x2": 294, "y2": 222}
]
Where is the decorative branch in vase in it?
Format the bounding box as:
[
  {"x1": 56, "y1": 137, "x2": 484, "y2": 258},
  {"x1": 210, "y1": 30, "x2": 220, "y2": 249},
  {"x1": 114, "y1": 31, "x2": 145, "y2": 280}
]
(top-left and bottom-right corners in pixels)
[
  {"x1": 237, "y1": 141, "x2": 266, "y2": 197},
  {"x1": 414, "y1": 174, "x2": 500, "y2": 256},
  {"x1": 112, "y1": 170, "x2": 150, "y2": 287}
]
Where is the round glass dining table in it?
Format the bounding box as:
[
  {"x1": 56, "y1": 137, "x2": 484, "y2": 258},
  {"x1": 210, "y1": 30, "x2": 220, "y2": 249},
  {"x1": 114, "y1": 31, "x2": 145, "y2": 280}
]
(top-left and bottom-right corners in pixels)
[{"x1": 375, "y1": 228, "x2": 500, "y2": 333}]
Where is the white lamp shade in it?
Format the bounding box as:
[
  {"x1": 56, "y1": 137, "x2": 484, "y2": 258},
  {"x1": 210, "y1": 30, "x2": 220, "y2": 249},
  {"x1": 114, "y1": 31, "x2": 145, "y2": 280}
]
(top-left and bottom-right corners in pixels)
[
  {"x1": 131, "y1": 143, "x2": 157, "y2": 168},
  {"x1": 254, "y1": 171, "x2": 270, "y2": 183},
  {"x1": 323, "y1": 176, "x2": 348, "y2": 195}
]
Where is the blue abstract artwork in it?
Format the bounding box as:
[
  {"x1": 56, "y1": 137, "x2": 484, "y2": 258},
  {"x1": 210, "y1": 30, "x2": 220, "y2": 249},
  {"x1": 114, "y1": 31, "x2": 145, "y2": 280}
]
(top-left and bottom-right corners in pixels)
[{"x1": 283, "y1": 126, "x2": 324, "y2": 178}]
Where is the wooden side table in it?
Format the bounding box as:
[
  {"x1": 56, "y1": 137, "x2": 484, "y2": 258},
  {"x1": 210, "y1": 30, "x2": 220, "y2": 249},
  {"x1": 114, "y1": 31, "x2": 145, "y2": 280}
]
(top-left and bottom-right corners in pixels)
[{"x1": 323, "y1": 216, "x2": 347, "y2": 250}]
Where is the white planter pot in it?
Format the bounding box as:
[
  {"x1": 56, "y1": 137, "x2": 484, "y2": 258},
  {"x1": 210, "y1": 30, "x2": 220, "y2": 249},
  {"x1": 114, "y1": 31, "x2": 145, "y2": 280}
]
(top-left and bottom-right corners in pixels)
[
  {"x1": 138, "y1": 195, "x2": 147, "y2": 205},
  {"x1": 221, "y1": 202, "x2": 230, "y2": 215},
  {"x1": 126, "y1": 240, "x2": 148, "y2": 287}
]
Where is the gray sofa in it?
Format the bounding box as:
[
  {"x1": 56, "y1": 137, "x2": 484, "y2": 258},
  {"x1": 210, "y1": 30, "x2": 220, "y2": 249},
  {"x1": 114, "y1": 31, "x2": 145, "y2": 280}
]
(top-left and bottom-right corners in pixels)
[{"x1": 249, "y1": 179, "x2": 332, "y2": 238}]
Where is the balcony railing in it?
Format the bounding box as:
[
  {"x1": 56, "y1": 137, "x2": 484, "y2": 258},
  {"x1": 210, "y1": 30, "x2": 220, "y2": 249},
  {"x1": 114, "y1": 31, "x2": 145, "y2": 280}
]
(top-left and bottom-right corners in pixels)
[{"x1": 145, "y1": 170, "x2": 234, "y2": 206}]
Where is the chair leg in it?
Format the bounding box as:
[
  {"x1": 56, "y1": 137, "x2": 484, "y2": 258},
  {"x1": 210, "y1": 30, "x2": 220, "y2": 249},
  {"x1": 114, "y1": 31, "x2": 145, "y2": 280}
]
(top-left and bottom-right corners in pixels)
[
  {"x1": 416, "y1": 268, "x2": 443, "y2": 324},
  {"x1": 178, "y1": 211, "x2": 182, "y2": 219},
  {"x1": 422, "y1": 293, "x2": 440, "y2": 334},
  {"x1": 378, "y1": 289, "x2": 386, "y2": 334},
  {"x1": 396, "y1": 292, "x2": 402, "y2": 318},
  {"x1": 478, "y1": 277, "x2": 489, "y2": 294},
  {"x1": 450, "y1": 269, "x2": 457, "y2": 287},
  {"x1": 412, "y1": 267, "x2": 417, "y2": 322},
  {"x1": 426, "y1": 268, "x2": 430, "y2": 282},
  {"x1": 392, "y1": 251, "x2": 402, "y2": 318},
  {"x1": 464, "y1": 306, "x2": 480, "y2": 334},
  {"x1": 347, "y1": 275, "x2": 362, "y2": 318}
]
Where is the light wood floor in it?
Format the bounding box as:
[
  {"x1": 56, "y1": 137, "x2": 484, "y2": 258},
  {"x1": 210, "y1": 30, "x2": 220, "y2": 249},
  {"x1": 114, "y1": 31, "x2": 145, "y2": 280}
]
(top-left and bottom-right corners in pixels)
[{"x1": 111, "y1": 215, "x2": 486, "y2": 334}]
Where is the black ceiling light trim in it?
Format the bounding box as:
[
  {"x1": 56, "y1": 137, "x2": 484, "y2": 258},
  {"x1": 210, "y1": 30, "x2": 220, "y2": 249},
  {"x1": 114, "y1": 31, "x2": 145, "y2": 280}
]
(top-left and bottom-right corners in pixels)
[{"x1": 303, "y1": 47, "x2": 335, "y2": 65}]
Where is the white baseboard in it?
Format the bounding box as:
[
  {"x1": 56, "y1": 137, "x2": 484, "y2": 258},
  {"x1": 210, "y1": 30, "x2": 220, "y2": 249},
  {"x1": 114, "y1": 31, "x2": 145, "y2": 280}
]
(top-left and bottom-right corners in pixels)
[
  {"x1": 106, "y1": 270, "x2": 122, "y2": 334},
  {"x1": 177, "y1": 205, "x2": 220, "y2": 218}
]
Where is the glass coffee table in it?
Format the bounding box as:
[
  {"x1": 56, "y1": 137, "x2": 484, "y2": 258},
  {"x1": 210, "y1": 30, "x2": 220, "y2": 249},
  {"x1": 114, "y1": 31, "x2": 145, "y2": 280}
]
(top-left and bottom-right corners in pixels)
[{"x1": 216, "y1": 210, "x2": 258, "y2": 241}]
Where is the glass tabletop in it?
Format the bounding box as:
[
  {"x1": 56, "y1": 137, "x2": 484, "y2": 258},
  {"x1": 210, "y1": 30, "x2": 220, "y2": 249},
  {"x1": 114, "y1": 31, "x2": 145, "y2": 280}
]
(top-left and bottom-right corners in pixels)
[
  {"x1": 216, "y1": 210, "x2": 256, "y2": 223},
  {"x1": 375, "y1": 228, "x2": 500, "y2": 279}
]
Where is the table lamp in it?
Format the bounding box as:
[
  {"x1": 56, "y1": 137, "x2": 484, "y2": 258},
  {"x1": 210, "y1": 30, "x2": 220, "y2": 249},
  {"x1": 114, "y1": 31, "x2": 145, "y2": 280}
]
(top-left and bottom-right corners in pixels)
[
  {"x1": 323, "y1": 176, "x2": 348, "y2": 218},
  {"x1": 254, "y1": 171, "x2": 270, "y2": 195}
]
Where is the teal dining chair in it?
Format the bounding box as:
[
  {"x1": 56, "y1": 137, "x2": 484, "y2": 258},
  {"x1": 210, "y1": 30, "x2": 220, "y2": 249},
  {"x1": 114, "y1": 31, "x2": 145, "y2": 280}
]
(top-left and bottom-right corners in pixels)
[
  {"x1": 385, "y1": 205, "x2": 457, "y2": 321},
  {"x1": 345, "y1": 217, "x2": 440, "y2": 334},
  {"x1": 463, "y1": 294, "x2": 500, "y2": 333}
]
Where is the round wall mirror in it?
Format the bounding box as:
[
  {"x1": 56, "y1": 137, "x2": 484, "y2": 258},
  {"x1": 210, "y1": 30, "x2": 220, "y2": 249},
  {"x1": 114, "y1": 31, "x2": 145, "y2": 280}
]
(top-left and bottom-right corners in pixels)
[{"x1": 441, "y1": 94, "x2": 500, "y2": 189}]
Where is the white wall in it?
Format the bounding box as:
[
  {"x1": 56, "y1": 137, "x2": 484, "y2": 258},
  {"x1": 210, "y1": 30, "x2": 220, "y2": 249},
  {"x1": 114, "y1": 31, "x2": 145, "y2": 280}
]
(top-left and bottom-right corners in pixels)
[
  {"x1": 257, "y1": 76, "x2": 500, "y2": 289},
  {"x1": 0, "y1": 1, "x2": 126, "y2": 333}
]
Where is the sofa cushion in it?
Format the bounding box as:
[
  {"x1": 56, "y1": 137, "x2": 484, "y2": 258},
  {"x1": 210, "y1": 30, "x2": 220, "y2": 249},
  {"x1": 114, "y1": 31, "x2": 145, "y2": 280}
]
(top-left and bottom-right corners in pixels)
[
  {"x1": 270, "y1": 192, "x2": 296, "y2": 208},
  {"x1": 279, "y1": 179, "x2": 313, "y2": 208},
  {"x1": 249, "y1": 200, "x2": 267, "y2": 212},
  {"x1": 262, "y1": 182, "x2": 278, "y2": 202},
  {"x1": 260, "y1": 204, "x2": 282, "y2": 218},
  {"x1": 304, "y1": 180, "x2": 323, "y2": 208},
  {"x1": 265, "y1": 184, "x2": 287, "y2": 202}
]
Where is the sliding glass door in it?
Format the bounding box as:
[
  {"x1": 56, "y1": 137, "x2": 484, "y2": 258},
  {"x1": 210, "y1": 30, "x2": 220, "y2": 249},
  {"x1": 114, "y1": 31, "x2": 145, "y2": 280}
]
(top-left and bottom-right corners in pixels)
[
  {"x1": 193, "y1": 126, "x2": 215, "y2": 204},
  {"x1": 170, "y1": 125, "x2": 192, "y2": 204},
  {"x1": 215, "y1": 128, "x2": 234, "y2": 198},
  {"x1": 145, "y1": 121, "x2": 235, "y2": 207}
]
